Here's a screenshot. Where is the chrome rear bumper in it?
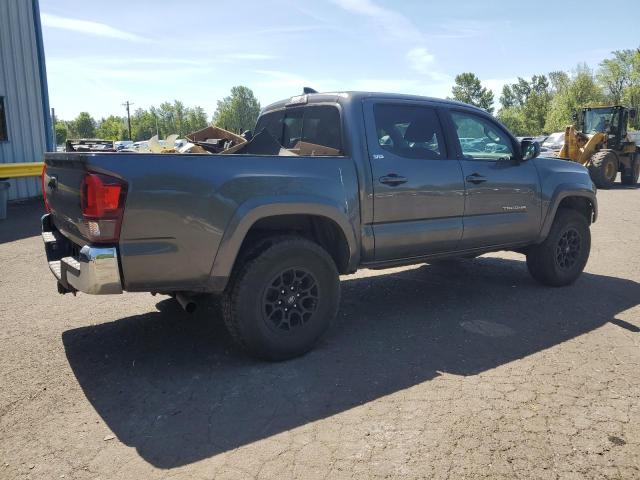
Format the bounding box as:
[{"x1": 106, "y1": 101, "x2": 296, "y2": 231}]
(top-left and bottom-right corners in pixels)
[{"x1": 42, "y1": 213, "x2": 123, "y2": 295}]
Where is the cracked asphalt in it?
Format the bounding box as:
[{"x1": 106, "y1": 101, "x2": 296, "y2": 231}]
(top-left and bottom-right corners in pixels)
[{"x1": 0, "y1": 184, "x2": 639, "y2": 479}]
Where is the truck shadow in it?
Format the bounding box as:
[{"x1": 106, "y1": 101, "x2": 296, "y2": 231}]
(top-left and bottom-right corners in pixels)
[
  {"x1": 62, "y1": 257, "x2": 640, "y2": 469},
  {"x1": 0, "y1": 198, "x2": 44, "y2": 244}
]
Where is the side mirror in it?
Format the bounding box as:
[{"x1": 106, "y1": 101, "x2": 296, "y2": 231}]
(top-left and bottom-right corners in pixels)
[
  {"x1": 630, "y1": 109, "x2": 637, "y2": 120},
  {"x1": 571, "y1": 112, "x2": 578, "y2": 123},
  {"x1": 521, "y1": 139, "x2": 540, "y2": 161}
]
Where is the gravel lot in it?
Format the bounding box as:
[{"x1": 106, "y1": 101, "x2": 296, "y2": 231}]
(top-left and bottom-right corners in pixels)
[{"x1": 1, "y1": 184, "x2": 639, "y2": 480}]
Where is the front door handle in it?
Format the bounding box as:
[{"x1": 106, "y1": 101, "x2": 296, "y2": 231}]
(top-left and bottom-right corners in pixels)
[
  {"x1": 379, "y1": 174, "x2": 408, "y2": 186},
  {"x1": 465, "y1": 173, "x2": 487, "y2": 184}
]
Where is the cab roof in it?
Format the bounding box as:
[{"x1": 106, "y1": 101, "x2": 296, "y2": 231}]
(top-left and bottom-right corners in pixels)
[{"x1": 261, "y1": 91, "x2": 487, "y2": 115}]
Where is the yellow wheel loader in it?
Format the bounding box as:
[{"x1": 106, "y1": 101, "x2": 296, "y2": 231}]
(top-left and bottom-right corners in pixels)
[{"x1": 558, "y1": 106, "x2": 640, "y2": 188}]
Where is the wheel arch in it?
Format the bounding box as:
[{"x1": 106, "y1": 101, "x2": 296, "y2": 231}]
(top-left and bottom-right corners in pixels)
[
  {"x1": 208, "y1": 196, "x2": 359, "y2": 292},
  {"x1": 538, "y1": 186, "x2": 597, "y2": 243}
]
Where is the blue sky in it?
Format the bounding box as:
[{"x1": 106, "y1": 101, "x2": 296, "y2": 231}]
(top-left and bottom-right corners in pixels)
[{"x1": 40, "y1": 0, "x2": 640, "y2": 120}]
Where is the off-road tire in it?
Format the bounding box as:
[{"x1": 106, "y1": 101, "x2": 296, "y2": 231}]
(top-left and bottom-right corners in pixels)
[
  {"x1": 621, "y1": 156, "x2": 640, "y2": 185},
  {"x1": 589, "y1": 150, "x2": 618, "y2": 189},
  {"x1": 526, "y1": 209, "x2": 590, "y2": 287},
  {"x1": 222, "y1": 236, "x2": 340, "y2": 361}
]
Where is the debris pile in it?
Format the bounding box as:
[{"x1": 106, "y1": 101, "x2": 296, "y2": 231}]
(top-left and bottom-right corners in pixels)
[{"x1": 113, "y1": 125, "x2": 341, "y2": 157}]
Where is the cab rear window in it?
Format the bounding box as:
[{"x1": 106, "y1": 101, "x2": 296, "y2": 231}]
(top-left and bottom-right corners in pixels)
[{"x1": 254, "y1": 105, "x2": 343, "y2": 156}]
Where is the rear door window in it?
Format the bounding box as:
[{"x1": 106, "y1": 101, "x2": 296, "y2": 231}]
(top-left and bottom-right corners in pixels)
[
  {"x1": 372, "y1": 103, "x2": 446, "y2": 159},
  {"x1": 254, "y1": 105, "x2": 343, "y2": 155}
]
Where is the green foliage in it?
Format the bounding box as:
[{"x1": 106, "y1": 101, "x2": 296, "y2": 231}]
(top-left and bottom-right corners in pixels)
[
  {"x1": 147, "y1": 100, "x2": 209, "y2": 138},
  {"x1": 597, "y1": 49, "x2": 636, "y2": 104},
  {"x1": 498, "y1": 75, "x2": 552, "y2": 135},
  {"x1": 545, "y1": 64, "x2": 604, "y2": 132},
  {"x1": 53, "y1": 48, "x2": 640, "y2": 145},
  {"x1": 96, "y1": 115, "x2": 127, "y2": 140},
  {"x1": 58, "y1": 101, "x2": 210, "y2": 143},
  {"x1": 131, "y1": 108, "x2": 158, "y2": 141},
  {"x1": 450, "y1": 73, "x2": 494, "y2": 114},
  {"x1": 599, "y1": 48, "x2": 640, "y2": 129},
  {"x1": 212, "y1": 86, "x2": 261, "y2": 133},
  {"x1": 54, "y1": 123, "x2": 68, "y2": 145},
  {"x1": 497, "y1": 107, "x2": 527, "y2": 136},
  {"x1": 72, "y1": 112, "x2": 97, "y2": 138}
]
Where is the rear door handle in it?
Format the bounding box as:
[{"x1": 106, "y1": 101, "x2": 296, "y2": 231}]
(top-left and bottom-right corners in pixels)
[
  {"x1": 465, "y1": 173, "x2": 487, "y2": 184},
  {"x1": 379, "y1": 174, "x2": 408, "y2": 186}
]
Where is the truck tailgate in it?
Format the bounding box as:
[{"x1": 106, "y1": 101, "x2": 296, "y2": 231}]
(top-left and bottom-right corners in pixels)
[{"x1": 44, "y1": 154, "x2": 94, "y2": 245}]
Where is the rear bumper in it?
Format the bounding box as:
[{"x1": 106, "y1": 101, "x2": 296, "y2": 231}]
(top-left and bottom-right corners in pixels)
[{"x1": 42, "y1": 213, "x2": 123, "y2": 294}]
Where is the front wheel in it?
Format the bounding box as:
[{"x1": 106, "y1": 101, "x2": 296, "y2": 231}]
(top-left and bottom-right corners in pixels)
[
  {"x1": 526, "y1": 209, "x2": 590, "y2": 287},
  {"x1": 222, "y1": 236, "x2": 340, "y2": 361},
  {"x1": 589, "y1": 150, "x2": 618, "y2": 189}
]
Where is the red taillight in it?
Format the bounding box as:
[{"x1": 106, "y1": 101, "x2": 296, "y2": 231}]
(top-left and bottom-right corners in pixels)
[
  {"x1": 81, "y1": 174, "x2": 123, "y2": 217},
  {"x1": 80, "y1": 173, "x2": 127, "y2": 242},
  {"x1": 41, "y1": 165, "x2": 51, "y2": 213}
]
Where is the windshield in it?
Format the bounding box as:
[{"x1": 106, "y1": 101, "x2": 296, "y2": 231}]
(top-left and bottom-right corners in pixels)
[
  {"x1": 584, "y1": 109, "x2": 615, "y2": 133},
  {"x1": 543, "y1": 132, "x2": 564, "y2": 146}
]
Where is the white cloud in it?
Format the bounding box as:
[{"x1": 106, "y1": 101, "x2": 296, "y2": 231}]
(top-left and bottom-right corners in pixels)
[
  {"x1": 406, "y1": 47, "x2": 435, "y2": 75},
  {"x1": 329, "y1": 0, "x2": 422, "y2": 43},
  {"x1": 330, "y1": 0, "x2": 449, "y2": 82},
  {"x1": 41, "y1": 13, "x2": 149, "y2": 42}
]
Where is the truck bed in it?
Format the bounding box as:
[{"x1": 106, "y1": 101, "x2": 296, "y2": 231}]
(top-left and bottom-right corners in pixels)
[{"x1": 43, "y1": 152, "x2": 359, "y2": 293}]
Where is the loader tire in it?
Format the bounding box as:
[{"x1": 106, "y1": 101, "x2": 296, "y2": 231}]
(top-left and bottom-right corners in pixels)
[
  {"x1": 222, "y1": 235, "x2": 340, "y2": 361},
  {"x1": 621, "y1": 156, "x2": 639, "y2": 185},
  {"x1": 526, "y1": 209, "x2": 590, "y2": 287},
  {"x1": 589, "y1": 150, "x2": 618, "y2": 189}
]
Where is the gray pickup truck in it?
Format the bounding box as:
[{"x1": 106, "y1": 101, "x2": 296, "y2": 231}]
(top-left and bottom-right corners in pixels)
[{"x1": 42, "y1": 91, "x2": 597, "y2": 360}]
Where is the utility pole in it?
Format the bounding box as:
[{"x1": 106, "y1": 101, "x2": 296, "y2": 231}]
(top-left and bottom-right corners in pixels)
[{"x1": 122, "y1": 101, "x2": 134, "y2": 140}]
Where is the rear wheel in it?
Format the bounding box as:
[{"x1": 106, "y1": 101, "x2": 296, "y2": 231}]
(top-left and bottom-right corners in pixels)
[
  {"x1": 526, "y1": 209, "x2": 590, "y2": 287},
  {"x1": 589, "y1": 150, "x2": 618, "y2": 189},
  {"x1": 222, "y1": 236, "x2": 340, "y2": 360},
  {"x1": 621, "y1": 156, "x2": 639, "y2": 185}
]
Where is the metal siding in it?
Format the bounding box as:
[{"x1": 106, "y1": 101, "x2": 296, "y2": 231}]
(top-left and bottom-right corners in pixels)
[{"x1": 0, "y1": 0, "x2": 48, "y2": 200}]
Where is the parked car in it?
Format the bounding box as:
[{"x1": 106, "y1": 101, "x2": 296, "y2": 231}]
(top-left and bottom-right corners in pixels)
[
  {"x1": 541, "y1": 132, "x2": 565, "y2": 153},
  {"x1": 114, "y1": 140, "x2": 133, "y2": 151},
  {"x1": 41, "y1": 91, "x2": 597, "y2": 360}
]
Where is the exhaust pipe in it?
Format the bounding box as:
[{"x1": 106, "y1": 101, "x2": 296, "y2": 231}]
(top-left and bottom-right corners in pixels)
[{"x1": 175, "y1": 293, "x2": 197, "y2": 313}]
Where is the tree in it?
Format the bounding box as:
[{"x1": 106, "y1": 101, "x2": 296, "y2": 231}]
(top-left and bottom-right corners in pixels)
[
  {"x1": 497, "y1": 107, "x2": 527, "y2": 136},
  {"x1": 497, "y1": 75, "x2": 552, "y2": 135},
  {"x1": 72, "y1": 112, "x2": 97, "y2": 138},
  {"x1": 131, "y1": 108, "x2": 158, "y2": 141},
  {"x1": 450, "y1": 73, "x2": 495, "y2": 113},
  {"x1": 598, "y1": 48, "x2": 640, "y2": 129},
  {"x1": 545, "y1": 64, "x2": 604, "y2": 132},
  {"x1": 597, "y1": 49, "x2": 636, "y2": 104},
  {"x1": 55, "y1": 123, "x2": 68, "y2": 145},
  {"x1": 212, "y1": 86, "x2": 261, "y2": 133},
  {"x1": 96, "y1": 115, "x2": 127, "y2": 140},
  {"x1": 185, "y1": 106, "x2": 208, "y2": 134},
  {"x1": 548, "y1": 71, "x2": 570, "y2": 93}
]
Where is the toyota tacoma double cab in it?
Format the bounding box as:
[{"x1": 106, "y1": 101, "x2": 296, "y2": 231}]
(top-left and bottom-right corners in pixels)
[{"x1": 42, "y1": 91, "x2": 597, "y2": 360}]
